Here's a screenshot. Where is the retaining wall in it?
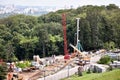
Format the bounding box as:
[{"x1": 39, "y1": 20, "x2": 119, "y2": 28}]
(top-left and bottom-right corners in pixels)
[{"x1": 37, "y1": 66, "x2": 79, "y2": 80}]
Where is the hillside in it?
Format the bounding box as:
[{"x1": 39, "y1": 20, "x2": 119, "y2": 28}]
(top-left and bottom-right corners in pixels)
[{"x1": 62, "y1": 69, "x2": 120, "y2": 80}]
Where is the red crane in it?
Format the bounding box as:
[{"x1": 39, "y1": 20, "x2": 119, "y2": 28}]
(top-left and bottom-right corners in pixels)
[{"x1": 62, "y1": 13, "x2": 70, "y2": 59}]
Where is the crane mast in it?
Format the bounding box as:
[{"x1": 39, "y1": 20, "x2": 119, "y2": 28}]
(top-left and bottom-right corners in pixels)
[{"x1": 62, "y1": 13, "x2": 70, "y2": 59}]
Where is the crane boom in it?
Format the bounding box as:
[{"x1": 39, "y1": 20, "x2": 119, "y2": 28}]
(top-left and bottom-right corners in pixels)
[{"x1": 70, "y1": 44, "x2": 85, "y2": 56}]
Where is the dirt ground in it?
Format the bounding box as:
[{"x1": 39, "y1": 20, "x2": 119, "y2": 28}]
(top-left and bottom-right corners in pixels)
[
  {"x1": 7, "y1": 56, "x2": 73, "y2": 80},
  {"x1": 18, "y1": 59, "x2": 70, "y2": 80}
]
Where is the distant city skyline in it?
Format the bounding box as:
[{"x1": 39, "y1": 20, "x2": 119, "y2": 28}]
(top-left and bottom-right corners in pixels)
[{"x1": 0, "y1": 0, "x2": 120, "y2": 8}]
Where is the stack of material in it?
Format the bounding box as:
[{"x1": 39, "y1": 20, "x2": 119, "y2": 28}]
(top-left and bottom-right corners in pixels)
[
  {"x1": 110, "y1": 61, "x2": 120, "y2": 68},
  {"x1": 89, "y1": 63, "x2": 109, "y2": 73}
]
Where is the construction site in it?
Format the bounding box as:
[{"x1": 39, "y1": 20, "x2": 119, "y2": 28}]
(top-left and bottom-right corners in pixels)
[
  {"x1": 0, "y1": 2, "x2": 120, "y2": 80},
  {"x1": 3, "y1": 13, "x2": 120, "y2": 80},
  {"x1": 5, "y1": 13, "x2": 93, "y2": 80}
]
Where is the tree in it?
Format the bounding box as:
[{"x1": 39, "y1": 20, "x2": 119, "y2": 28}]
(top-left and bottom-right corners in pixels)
[
  {"x1": 33, "y1": 24, "x2": 49, "y2": 57},
  {"x1": 98, "y1": 55, "x2": 111, "y2": 64},
  {"x1": 4, "y1": 42, "x2": 16, "y2": 62},
  {"x1": 80, "y1": 19, "x2": 91, "y2": 50},
  {"x1": 49, "y1": 34, "x2": 63, "y2": 55},
  {"x1": 0, "y1": 4, "x2": 120, "y2": 60},
  {"x1": 0, "y1": 63, "x2": 7, "y2": 80},
  {"x1": 86, "y1": 6, "x2": 102, "y2": 49},
  {"x1": 19, "y1": 36, "x2": 38, "y2": 59},
  {"x1": 106, "y1": 4, "x2": 119, "y2": 10},
  {"x1": 103, "y1": 41, "x2": 115, "y2": 50}
]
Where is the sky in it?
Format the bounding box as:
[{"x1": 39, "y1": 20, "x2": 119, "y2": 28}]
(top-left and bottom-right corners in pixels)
[{"x1": 0, "y1": 0, "x2": 120, "y2": 8}]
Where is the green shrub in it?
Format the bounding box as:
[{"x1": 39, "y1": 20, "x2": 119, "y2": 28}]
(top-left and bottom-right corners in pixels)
[
  {"x1": 107, "y1": 65, "x2": 113, "y2": 71},
  {"x1": 16, "y1": 62, "x2": 26, "y2": 68},
  {"x1": 93, "y1": 66, "x2": 98, "y2": 73},
  {"x1": 24, "y1": 61, "x2": 31, "y2": 67},
  {"x1": 103, "y1": 41, "x2": 115, "y2": 50},
  {"x1": 98, "y1": 55, "x2": 111, "y2": 64},
  {"x1": 16, "y1": 61, "x2": 31, "y2": 68},
  {"x1": 87, "y1": 68, "x2": 91, "y2": 74},
  {"x1": 78, "y1": 67, "x2": 83, "y2": 76}
]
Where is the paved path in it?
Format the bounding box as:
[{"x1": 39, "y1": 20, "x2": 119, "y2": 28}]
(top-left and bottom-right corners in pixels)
[{"x1": 90, "y1": 54, "x2": 101, "y2": 63}]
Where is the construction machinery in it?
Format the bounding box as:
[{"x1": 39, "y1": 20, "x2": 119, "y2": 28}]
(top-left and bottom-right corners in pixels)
[
  {"x1": 62, "y1": 13, "x2": 70, "y2": 59},
  {"x1": 70, "y1": 18, "x2": 90, "y2": 65},
  {"x1": 70, "y1": 43, "x2": 86, "y2": 59},
  {"x1": 61, "y1": 14, "x2": 90, "y2": 64},
  {"x1": 70, "y1": 43, "x2": 90, "y2": 66},
  {"x1": 76, "y1": 18, "x2": 83, "y2": 52}
]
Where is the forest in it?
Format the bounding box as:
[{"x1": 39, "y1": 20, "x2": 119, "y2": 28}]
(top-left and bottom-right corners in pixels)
[{"x1": 0, "y1": 4, "x2": 120, "y2": 61}]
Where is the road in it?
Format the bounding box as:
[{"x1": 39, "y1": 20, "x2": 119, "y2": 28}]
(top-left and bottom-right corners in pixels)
[{"x1": 90, "y1": 54, "x2": 101, "y2": 63}]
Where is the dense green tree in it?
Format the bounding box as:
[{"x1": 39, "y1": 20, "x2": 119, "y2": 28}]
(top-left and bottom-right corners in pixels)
[
  {"x1": 106, "y1": 4, "x2": 119, "y2": 10},
  {"x1": 0, "y1": 63, "x2": 7, "y2": 80},
  {"x1": 19, "y1": 36, "x2": 38, "y2": 59},
  {"x1": 0, "y1": 4, "x2": 120, "y2": 60}
]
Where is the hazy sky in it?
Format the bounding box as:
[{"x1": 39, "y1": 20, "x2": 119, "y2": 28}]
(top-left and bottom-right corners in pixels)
[{"x1": 0, "y1": 0, "x2": 120, "y2": 7}]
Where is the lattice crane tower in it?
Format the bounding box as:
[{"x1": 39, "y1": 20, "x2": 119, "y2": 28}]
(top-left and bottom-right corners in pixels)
[{"x1": 62, "y1": 13, "x2": 70, "y2": 59}]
